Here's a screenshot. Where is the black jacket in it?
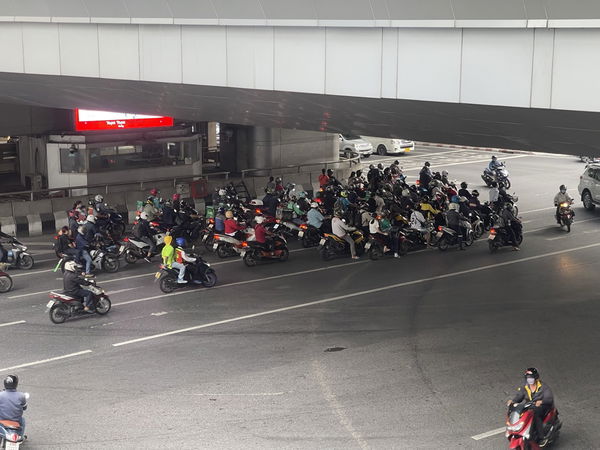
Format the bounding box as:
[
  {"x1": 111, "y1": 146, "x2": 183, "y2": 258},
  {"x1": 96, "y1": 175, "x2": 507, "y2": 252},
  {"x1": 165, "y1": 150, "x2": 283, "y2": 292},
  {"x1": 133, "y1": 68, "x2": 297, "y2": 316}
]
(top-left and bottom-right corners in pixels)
[
  {"x1": 512, "y1": 381, "x2": 554, "y2": 407},
  {"x1": 63, "y1": 271, "x2": 92, "y2": 296}
]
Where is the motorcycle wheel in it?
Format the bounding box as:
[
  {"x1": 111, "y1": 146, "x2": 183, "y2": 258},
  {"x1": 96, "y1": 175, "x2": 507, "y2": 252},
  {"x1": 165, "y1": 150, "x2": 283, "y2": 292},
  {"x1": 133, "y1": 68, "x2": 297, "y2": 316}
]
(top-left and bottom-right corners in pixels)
[
  {"x1": 320, "y1": 244, "x2": 333, "y2": 261},
  {"x1": 49, "y1": 304, "x2": 69, "y2": 324},
  {"x1": 95, "y1": 296, "x2": 112, "y2": 315},
  {"x1": 204, "y1": 236, "x2": 215, "y2": 252},
  {"x1": 474, "y1": 223, "x2": 484, "y2": 239},
  {"x1": 159, "y1": 276, "x2": 177, "y2": 293},
  {"x1": 465, "y1": 233, "x2": 474, "y2": 247},
  {"x1": 124, "y1": 250, "x2": 137, "y2": 264},
  {"x1": 438, "y1": 236, "x2": 449, "y2": 252},
  {"x1": 369, "y1": 245, "x2": 382, "y2": 260},
  {"x1": 516, "y1": 234, "x2": 523, "y2": 246},
  {"x1": 488, "y1": 240, "x2": 498, "y2": 253},
  {"x1": 0, "y1": 275, "x2": 13, "y2": 293},
  {"x1": 503, "y1": 179, "x2": 511, "y2": 190},
  {"x1": 398, "y1": 241, "x2": 409, "y2": 256},
  {"x1": 566, "y1": 219, "x2": 571, "y2": 233},
  {"x1": 102, "y1": 255, "x2": 120, "y2": 273},
  {"x1": 216, "y1": 244, "x2": 230, "y2": 259},
  {"x1": 243, "y1": 251, "x2": 258, "y2": 267},
  {"x1": 112, "y1": 223, "x2": 125, "y2": 239},
  {"x1": 279, "y1": 248, "x2": 289, "y2": 262},
  {"x1": 18, "y1": 255, "x2": 34, "y2": 270},
  {"x1": 202, "y1": 270, "x2": 218, "y2": 288}
]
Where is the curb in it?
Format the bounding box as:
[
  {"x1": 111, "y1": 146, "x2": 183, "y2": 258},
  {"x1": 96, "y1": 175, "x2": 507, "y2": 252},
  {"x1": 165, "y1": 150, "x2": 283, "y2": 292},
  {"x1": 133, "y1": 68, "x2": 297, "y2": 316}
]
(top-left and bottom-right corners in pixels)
[{"x1": 416, "y1": 141, "x2": 535, "y2": 156}]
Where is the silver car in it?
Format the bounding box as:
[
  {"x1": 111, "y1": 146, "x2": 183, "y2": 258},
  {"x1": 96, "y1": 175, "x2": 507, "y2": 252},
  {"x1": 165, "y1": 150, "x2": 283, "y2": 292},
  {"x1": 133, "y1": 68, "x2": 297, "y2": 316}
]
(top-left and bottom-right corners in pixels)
[{"x1": 338, "y1": 134, "x2": 373, "y2": 159}]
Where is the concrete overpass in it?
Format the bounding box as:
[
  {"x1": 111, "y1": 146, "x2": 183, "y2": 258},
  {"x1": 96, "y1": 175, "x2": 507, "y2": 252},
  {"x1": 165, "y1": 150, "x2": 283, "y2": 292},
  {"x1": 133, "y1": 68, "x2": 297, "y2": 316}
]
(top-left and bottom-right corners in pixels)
[{"x1": 2, "y1": 0, "x2": 600, "y2": 154}]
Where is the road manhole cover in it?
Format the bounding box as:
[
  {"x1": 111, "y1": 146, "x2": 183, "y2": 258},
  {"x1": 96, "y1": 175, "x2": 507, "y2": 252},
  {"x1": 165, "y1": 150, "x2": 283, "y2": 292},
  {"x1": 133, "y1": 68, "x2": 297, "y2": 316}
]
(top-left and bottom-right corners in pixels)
[{"x1": 324, "y1": 346, "x2": 346, "y2": 352}]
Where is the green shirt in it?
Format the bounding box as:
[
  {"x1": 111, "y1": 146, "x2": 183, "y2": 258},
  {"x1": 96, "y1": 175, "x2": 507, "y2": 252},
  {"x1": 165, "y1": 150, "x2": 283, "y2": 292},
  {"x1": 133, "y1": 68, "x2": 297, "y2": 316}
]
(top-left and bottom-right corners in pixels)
[{"x1": 161, "y1": 244, "x2": 175, "y2": 267}]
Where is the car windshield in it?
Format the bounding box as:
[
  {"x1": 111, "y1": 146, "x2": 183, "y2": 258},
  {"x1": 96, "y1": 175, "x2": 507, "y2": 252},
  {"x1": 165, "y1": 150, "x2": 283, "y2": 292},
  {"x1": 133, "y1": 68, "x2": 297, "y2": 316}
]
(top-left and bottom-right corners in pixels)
[{"x1": 342, "y1": 134, "x2": 361, "y2": 141}]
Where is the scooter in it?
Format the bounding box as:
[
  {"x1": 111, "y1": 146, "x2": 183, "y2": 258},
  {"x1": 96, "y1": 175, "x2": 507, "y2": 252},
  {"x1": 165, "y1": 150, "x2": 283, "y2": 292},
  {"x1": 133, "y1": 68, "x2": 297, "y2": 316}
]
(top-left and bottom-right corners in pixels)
[
  {"x1": 557, "y1": 202, "x2": 574, "y2": 232},
  {"x1": 155, "y1": 258, "x2": 217, "y2": 293},
  {"x1": 364, "y1": 232, "x2": 402, "y2": 260},
  {"x1": 0, "y1": 232, "x2": 34, "y2": 270},
  {"x1": 482, "y1": 164, "x2": 511, "y2": 189},
  {"x1": 211, "y1": 233, "x2": 247, "y2": 258},
  {"x1": 0, "y1": 393, "x2": 29, "y2": 449},
  {"x1": 120, "y1": 231, "x2": 166, "y2": 264},
  {"x1": 488, "y1": 226, "x2": 523, "y2": 252},
  {"x1": 240, "y1": 236, "x2": 289, "y2": 267},
  {"x1": 436, "y1": 225, "x2": 473, "y2": 251},
  {"x1": 506, "y1": 401, "x2": 561, "y2": 449},
  {"x1": 0, "y1": 263, "x2": 12, "y2": 293},
  {"x1": 298, "y1": 224, "x2": 322, "y2": 248},
  {"x1": 47, "y1": 279, "x2": 111, "y2": 324},
  {"x1": 318, "y1": 229, "x2": 365, "y2": 261}
]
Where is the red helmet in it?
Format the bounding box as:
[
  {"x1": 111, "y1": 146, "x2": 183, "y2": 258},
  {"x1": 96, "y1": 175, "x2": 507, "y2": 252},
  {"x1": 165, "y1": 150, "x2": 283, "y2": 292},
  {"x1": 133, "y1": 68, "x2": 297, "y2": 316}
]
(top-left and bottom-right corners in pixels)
[
  {"x1": 172, "y1": 193, "x2": 181, "y2": 201},
  {"x1": 150, "y1": 188, "x2": 159, "y2": 196}
]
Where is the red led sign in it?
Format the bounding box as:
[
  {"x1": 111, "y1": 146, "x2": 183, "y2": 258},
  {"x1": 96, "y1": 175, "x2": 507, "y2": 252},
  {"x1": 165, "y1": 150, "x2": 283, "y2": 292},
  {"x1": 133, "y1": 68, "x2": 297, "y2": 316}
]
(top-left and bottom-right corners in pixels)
[{"x1": 74, "y1": 109, "x2": 174, "y2": 131}]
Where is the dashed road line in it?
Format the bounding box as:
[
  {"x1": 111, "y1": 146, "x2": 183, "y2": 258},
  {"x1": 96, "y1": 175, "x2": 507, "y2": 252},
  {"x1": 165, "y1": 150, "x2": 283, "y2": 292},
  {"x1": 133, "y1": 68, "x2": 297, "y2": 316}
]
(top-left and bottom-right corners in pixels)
[
  {"x1": 471, "y1": 427, "x2": 505, "y2": 440},
  {"x1": 0, "y1": 350, "x2": 93, "y2": 373},
  {"x1": 0, "y1": 320, "x2": 26, "y2": 328}
]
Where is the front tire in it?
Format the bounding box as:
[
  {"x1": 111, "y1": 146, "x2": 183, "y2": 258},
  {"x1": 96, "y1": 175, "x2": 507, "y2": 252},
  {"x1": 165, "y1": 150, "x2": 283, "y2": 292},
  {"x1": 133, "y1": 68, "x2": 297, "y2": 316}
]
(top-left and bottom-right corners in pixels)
[
  {"x1": 488, "y1": 240, "x2": 498, "y2": 253},
  {"x1": 244, "y1": 251, "x2": 258, "y2": 267},
  {"x1": 398, "y1": 240, "x2": 409, "y2": 256},
  {"x1": 50, "y1": 304, "x2": 68, "y2": 324},
  {"x1": 279, "y1": 248, "x2": 289, "y2": 262},
  {"x1": 18, "y1": 254, "x2": 34, "y2": 270},
  {"x1": 124, "y1": 250, "x2": 137, "y2": 264},
  {"x1": 112, "y1": 223, "x2": 125, "y2": 239},
  {"x1": 583, "y1": 191, "x2": 595, "y2": 210},
  {"x1": 0, "y1": 275, "x2": 13, "y2": 293},
  {"x1": 319, "y1": 244, "x2": 333, "y2": 261},
  {"x1": 202, "y1": 270, "x2": 218, "y2": 287},
  {"x1": 216, "y1": 244, "x2": 230, "y2": 259},
  {"x1": 369, "y1": 245, "x2": 382, "y2": 260},
  {"x1": 95, "y1": 296, "x2": 112, "y2": 315},
  {"x1": 102, "y1": 255, "x2": 120, "y2": 273},
  {"x1": 159, "y1": 275, "x2": 177, "y2": 293},
  {"x1": 377, "y1": 145, "x2": 387, "y2": 156},
  {"x1": 438, "y1": 236, "x2": 449, "y2": 252}
]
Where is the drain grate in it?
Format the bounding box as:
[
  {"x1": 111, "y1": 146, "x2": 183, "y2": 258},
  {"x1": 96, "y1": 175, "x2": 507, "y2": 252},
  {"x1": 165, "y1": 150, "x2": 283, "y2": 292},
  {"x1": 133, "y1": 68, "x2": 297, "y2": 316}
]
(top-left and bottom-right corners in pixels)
[{"x1": 324, "y1": 346, "x2": 346, "y2": 352}]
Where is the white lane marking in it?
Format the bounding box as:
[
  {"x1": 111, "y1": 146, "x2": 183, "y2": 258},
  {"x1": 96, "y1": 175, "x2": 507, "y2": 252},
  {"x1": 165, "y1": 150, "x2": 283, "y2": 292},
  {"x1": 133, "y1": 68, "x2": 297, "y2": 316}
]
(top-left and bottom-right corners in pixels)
[
  {"x1": 546, "y1": 235, "x2": 569, "y2": 241},
  {"x1": 112, "y1": 242, "x2": 600, "y2": 347},
  {"x1": 583, "y1": 229, "x2": 600, "y2": 234},
  {"x1": 193, "y1": 392, "x2": 285, "y2": 397},
  {"x1": 0, "y1": 350, "x2": 93, "y2": 373},
  {"x1": 0, "y1": 320, "x2": 26, "y2": 328},
  {"x1": 108, "y1": 287, "x2": 137, "y2": 295},
  {"x1": 402, "y1": 155, "x2": 528, "y2": 171},
  {"x1": 524, "y1": 217, "x2": 600, "y2": 234},
  {"x1": 367, "y1": 149, "x2": 472, "y2": 165},
  {"x1": 519, "y1": 207, "x2": 555, "y2": 214},
  {"x1": 151, "y1": 312, "x2": 168, "y2": 316},
  {"x1": 471, "y1": 427, "x2": 505, "y2": 440},
  {"x1": 114, "y1": 260, "x2": 368, "y2": 307}
]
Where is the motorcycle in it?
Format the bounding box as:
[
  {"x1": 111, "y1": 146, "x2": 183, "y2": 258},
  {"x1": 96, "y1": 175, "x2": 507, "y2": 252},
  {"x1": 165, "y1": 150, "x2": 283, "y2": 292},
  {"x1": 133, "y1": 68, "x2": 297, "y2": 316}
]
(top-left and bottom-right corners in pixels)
[
  {"x1": 0, "y1": 263, "x2": 12, "y2": 293},
  {"x1": 364, "y1": 232, "x2": 405, "y2": 260},
  {"x1": 488, "y1": 226, "x2": 523, "y2": 252},
  {"x1": 46, "y1": 279, "x2": 111, "y2": 324},
  {"x1": 482, "y1": 163, "x2": 511, "y2": 189},
  {"x1": 468, "y1": 210, "x2": 485, "y2": 239},
  {"x1": 436, "y1": 225, "x2": 474, "y2": 251},
  {"x1": 318, "y1": 229, "x2": 365, "y2": 261},
  {"x1": 0, "y1": 394, "x2": 28, "y2": 449},
  {"x1": 397, "y1": 228, "x2": 428, "y2": 254},
  {"x1": 240, "y1": 236, "x2": 289, "y2": 267},
  {"x1": 506, "y1": 401, "x2": 561, "y2": 449},
  {"x1": 0, "y1": 232, "x2": 34, "y2": 270},
  {"x1": 97, "y1": 210, "x2": 126, "y2": 239},
  {"x1": 155, "y1": 258, "x2": 218, "y2": 293},
  {"x1": 212, "y1": 232, "x2": 250, "y2": 258},
  {"x1": 271, "y1": 219, "x2": 301, "y2": 240},
  {"x1": 557, "y1": 202, "x2": 574, "y2": 232},
  {"x1": 120, "y1": 231, "x2": 166, "y2": 264},
  {"x1": 299, "y1": 224, "x2": 322, "y2": 248}
]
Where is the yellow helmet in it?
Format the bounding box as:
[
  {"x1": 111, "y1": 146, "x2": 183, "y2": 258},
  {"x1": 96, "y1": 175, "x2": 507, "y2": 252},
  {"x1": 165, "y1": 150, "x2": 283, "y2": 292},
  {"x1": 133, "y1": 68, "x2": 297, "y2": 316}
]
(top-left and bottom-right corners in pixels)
[
  {"x1": 164, "y1": 235, "x2": 173, "y2": 246},
  {"x1": 225, "y1": 210, "x2": 234, "y2": 219}
]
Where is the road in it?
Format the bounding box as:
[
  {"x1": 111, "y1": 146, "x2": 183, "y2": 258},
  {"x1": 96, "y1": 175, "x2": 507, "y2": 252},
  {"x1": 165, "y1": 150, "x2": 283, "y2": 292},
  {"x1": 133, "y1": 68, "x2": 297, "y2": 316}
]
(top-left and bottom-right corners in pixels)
[{"x1": 1, "y1": 146, "x2": 598, "y2": 449}]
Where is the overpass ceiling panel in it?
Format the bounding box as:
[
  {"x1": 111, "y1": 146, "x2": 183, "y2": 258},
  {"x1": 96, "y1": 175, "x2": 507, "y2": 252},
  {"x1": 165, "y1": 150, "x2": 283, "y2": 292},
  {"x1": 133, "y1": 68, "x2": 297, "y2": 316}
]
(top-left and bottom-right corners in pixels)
[
  {"x1": 82, "y1": 0, "x2": 129, "y2": 21},
  {"x1": 385, "y1": 0, "x2": 454, "y2": 20},
  {"x1": 125, "y1": 0, "x2": 173, "y2": 20},
  {"x1": 315, "y1": 0, "x2": 374, "y2": 20},
  {"x1": 453, "y1": 0, "x2": 527, "y2": 19},
  {"x1": 259, "y1": 0, "x2": 317, "y2": 20},
  {"x1": 546, "y1": 0, "x2": 600, "y2": 19},
  {"x1": 211, "y1": 0, "x2": 266, "y2": 22},
  {"x1": 166, "y1": 0, "x2": 217, "y2": 24},
  {"x1": 523, "y1": 0, "x2": 548, "y2": 19},
  {"x1": 9, "y1": 0, "x2": 51, "y2": 21},
  {"x1": 46, "y1": 0, "x2": 90, "y2": 21}
]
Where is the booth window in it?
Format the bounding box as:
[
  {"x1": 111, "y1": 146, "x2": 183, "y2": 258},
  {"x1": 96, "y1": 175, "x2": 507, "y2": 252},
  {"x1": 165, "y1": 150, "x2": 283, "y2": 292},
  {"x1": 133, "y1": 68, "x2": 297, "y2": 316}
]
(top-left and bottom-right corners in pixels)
[
  {"x1": 88, "y1": 141, "x2": 197, "y2": 172},
  {"x1": 60, "y1": 146, "x2": 86, "y2": 173}
]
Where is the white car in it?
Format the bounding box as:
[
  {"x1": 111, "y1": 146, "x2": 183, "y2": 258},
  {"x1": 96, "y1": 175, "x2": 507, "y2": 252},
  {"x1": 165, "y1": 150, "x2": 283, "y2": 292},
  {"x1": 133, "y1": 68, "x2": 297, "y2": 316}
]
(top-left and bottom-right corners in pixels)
[
  {"x1": 578, "y1": 163, "x2": 600, "y2": 210},
  {"x1": 338, "y1": 134, "x2": 373, "y2": 158},
  {"x1": 361, "y1": 136, "x2": 414, "y2": 156}
]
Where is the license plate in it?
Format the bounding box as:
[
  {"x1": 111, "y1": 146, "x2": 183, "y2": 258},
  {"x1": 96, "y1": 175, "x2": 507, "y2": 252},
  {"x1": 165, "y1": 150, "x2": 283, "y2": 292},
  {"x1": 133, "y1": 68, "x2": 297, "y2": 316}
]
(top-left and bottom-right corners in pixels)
[
  {"x1": 274, "y1": 224, "x2": 279, "y2": 229},
  {"x1": 208, "y1": 224, "x2": 214, "y2": 229},
  {"x1": 298, "y1": 231, "x2": 304, "y2": 238},
  {"x1": 202, "y1": 234, "x2": 208, "y2": 242},
  {"x1": 6, "y1": 442, "x2": 20, "y2": 450},
  {"x1": 155, "y1": 272, "x2": 161, "y2": 279},
  {"x1": 319, "y1": 238, "x2": 326, "y2": 246},
  {"x1": 119, "y1": 245, "x2": 125, "y2": 253},
  {"x1": 436, "y1": 232, "x2": 443, "y2": 238},
  {"x1": 488, "y1": 234, "x2": 496, "y2": 240},
  {"x1": 46, "y1": 300, "x2": 55, "y2": 308},
  {"x1": 213, "y1": 243, "x2": 218, "y2": 250},
  {"x1": 364, "y1": 242, "x2": 371, "y2": 250}
]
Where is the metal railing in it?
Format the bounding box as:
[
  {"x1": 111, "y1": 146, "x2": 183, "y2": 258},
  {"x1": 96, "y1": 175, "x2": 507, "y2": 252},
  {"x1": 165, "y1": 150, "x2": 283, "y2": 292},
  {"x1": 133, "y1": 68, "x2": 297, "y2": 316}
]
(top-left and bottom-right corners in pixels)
[
  {"x1": 240, "y1": 151, "x2": 361, "y2": 179},
  {"x1": 0, "y1": 171, "x2": 231, "y2": 203}
]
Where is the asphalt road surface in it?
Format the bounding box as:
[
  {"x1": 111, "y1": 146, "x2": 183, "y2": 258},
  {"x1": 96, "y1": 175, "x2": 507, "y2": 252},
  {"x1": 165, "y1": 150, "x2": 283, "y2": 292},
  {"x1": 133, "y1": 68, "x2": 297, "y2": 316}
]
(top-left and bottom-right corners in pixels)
[{"x1": 1, "y1": 146, "x2": 599, "y2": 449}]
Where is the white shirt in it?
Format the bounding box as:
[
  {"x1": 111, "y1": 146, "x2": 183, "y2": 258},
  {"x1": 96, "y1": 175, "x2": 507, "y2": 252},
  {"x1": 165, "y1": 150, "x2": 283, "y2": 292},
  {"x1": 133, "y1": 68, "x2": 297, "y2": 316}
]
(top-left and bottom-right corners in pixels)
[
  {"x1": 369, "y1": 218, "x2": 384, "y2": 234},
  {"x1": 332, "y1": 217, "x2": 352, "y2": 238},
  {"x1": 489, "y1": 187, "x2": 499, "y2": 203},
  {"x1": 410, "y1": 210, "x2": 427, "y2": 231}
]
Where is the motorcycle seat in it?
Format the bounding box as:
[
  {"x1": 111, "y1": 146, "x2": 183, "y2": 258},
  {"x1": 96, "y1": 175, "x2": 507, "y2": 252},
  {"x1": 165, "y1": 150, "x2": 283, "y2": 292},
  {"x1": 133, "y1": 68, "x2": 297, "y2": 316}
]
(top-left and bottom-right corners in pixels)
[
  {"x1": 0, "y1": 420, "x2": 20, "y2": 429},
  {"x1": 51, "y1": 291, "x2": 76, "y2": 299},
  {"x1": 323, "y1": 233, "x2": 344, "y2": 243}
]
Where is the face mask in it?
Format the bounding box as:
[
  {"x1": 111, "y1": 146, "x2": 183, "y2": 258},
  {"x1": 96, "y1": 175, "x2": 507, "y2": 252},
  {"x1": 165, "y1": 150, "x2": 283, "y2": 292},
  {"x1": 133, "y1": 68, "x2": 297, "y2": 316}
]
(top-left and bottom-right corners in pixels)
[
  {"x1": 526, "y1": 377, "x2": 536, "y2": 385},
  {"x1": 560, "y1": 190, "x2": 566, "y2": 194}
]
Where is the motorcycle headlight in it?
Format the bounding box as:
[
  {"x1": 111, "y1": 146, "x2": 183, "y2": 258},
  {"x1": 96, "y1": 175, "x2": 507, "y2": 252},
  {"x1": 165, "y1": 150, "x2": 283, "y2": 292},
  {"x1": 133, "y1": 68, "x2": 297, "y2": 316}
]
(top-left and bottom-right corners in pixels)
[{"x1": 205, "y1": 263, "x2": 211, "y2": 267}]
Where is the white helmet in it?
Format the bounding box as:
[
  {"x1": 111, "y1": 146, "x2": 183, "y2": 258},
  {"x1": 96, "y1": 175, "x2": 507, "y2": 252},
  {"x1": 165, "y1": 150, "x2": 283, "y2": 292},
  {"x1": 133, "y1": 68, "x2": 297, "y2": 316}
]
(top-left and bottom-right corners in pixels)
[
  {"x1": 442, "y1": 170, "x2": 448, "y2": 177},
  {"x1": 249, "y1": 199, "x2": 264, "y2": 206},
  {"x1": 140, "y1": 212, "x2": 149, "y2": 220},
  {"x1": 64, "y1": 260, "x2": 78, "y2": 272},
  {"x1": 218, "y1": 189, "x2": 226, "y2": 196},
  {"x1": 94, "y1": 194, "x2": 103, "y2": 203},
  {"x1": 310, "y1": 202, "x2": 319, "y2": 208},
  {"x1": 86, "y1": 215, "x2": 96, "y2": 223},
  {"x1": 255, "y1": 216, "x2": 265, "y2": 224}
]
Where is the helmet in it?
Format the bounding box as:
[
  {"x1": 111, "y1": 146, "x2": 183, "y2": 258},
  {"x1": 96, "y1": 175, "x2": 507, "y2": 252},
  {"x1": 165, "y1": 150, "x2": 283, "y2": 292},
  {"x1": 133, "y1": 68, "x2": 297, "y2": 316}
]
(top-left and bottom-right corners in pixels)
[
  {"x1": 377, "y1": 163, "x2": 384, "y2": 170},
  {"x1": 275, "y1": 177, "x2": 282, "y2": 183},
  {"x1": 369, "y1": 164, "x2": 375, "y2": 170},
  {"x1": 471, "y1": 190, "x2": 480, "y2": 197},
  {"x1": 164, "y1": 235, "x2": 173, "y2": 246},
  {"x1": 310, "y1": 202, "x2": 319, "y2": 208},
  {"x1": 255, "y1": 215, "x2": 265, "y2": 224},
  {"x1": 491, "y1": 181, "x2": 498, "y2": 188},
  {"x1": 524, "y1": 367, "x2": 539, "y2": 380},
  {"x1": 218, "y1": 189, "x2": 226, "y2": 196},
  {"x1": 402, "y1": 189, "x2": 410, "y2": 197},
  {"x1": 225, "y1": 210, "x2": 234, "y2": 219},
  {"x1": 424, "y1": 161, "x2": 431, "y2": 167},
  {"x1": 175, "y1": 237, "x2": 186, "y2": 247},
  {"x1": 459, "y1": 196, "x2": 468, "y2": 203},
  {"x1": 460, "y1": 182, "x2": 467, "y2": 189},
  {"x1": 140, "y1": 212, "x2": 149, "y2": 220},
  {"x1": 94, "y1": 194, "x2": 103, "y2": 203},
  {"x1": 340, "y1": 190, "x2": 348, "y2": 198},
  {"x1": 172, "y1": 193, "x2": 181, "y2": 201},
  {"x1": 559, "y1": 184, "x2": 567, "y2": 192},
  {"x1": 492, "y1": 155, "x2": 497, "y2": 161},
  {"x1": 298, "y1": 191, "x2": 306, "y2": 199},
  {"x1": 394, "y1": 160, "x2": 400, "y2": 165},
  {"x1": 64, "y1": 260, "x2": 78, "y2": 272},
  {"x1": 3, "y1": 375, "x2": 18, "y2": 390},
  {"x1": 217, "y1": 207, "x2": 225, "y2": 214},
  {"x1": 442, "y1": 170, "x2": 448, "y2": 177},
  {"x1": 250, "y1": 199, "x2": 263, "y2": 206},
  {"x1": 150, "y1": 188, "x2": 159, "y2": 196},
  {"x1": 146, "y1": 196, "x2": 154, "y2": 204},
  {"x1": 86, "y1": 215, "x2": 96, "y2": 223}
]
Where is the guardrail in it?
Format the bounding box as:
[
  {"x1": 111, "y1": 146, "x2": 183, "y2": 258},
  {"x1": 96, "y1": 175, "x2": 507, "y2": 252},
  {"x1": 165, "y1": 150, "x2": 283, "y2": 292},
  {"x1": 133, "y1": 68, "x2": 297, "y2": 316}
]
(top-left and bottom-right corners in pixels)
[
  {"x1": 240, "y1": 152, "x2": 361, "y2": 179},
  {"x1": 0, "y1": 171, "x2": 231, "y2": 203}
]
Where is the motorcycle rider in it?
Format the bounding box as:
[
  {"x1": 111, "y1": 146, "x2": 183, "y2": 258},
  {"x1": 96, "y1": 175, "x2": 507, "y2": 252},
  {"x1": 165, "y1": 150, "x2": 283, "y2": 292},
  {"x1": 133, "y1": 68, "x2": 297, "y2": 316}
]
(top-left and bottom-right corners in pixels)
[
  {"x1": 318, "y1": 168, "x2": 330, "y2": 188},
  {"x1": 84, "y1": 215, "x2": 98, "y2": 242},
  {"x1": 307, "y1": 202, "x2": 325, "y2": 231},
  {"x1": 489, "y1": 181, "x2": 500, "y2": 207},
  {"x1": 500, "y1": 203, "x2": 521, "y2": 251},
  {"x1": 445, "y1": 203, "x2": 466, "y2": 250},
  {"x1": 507, "y1": 368, "x2": 554, "y2": 445},
  {"x1": 74, "y1": 226, "x2": 93, "y2": 276},
  {"x1": 63, "y1": 260, "x2": 95, "y2": 312},
  {"x1": 214, "y1": 207, "x2": 226, "y2": 234},
  {"x1": 254, "y1": 215, "x2": 274, "y2": 251},
  {"x1": 458, "y1": 182, "x2": 471, "y2": 199},
  {"x1": 488, "y1": 155, "x2": 502, "y2": 173},
  {"x1": 553, "y1": 185, "x2": 574, "y2": 224},
  {"x1": 332, "y1": 213, "x2": 359, "y2": 259},
  {"x1": 419, "y1": 162, "x2": 433, "y2": 190},
  {"x1": 161, "y1": 235, "x2": 187, "y2": 284},
  {"x1": 262, "y1": 188, "x2": 280, "y2": 218},
  {"x1": 369, "y1": 213, "x2": 399, "y2": 257},
  {"x1": 134, "y1": 212, "x2": 156, "y2": 262},
  {"x1": 148, "y1": 188, "x2": 161, "y2": 209},
  {"x1": 56, "y1": 226, "x2": 78, "y2": 260},
  {"x1": 410, "y1": 204, "x2": 432, "y2": 247},
  {"x1": 0, "y1": 375, "x2": 27, "y2": 437},
  {"x1": 142, "y1": 197, "x2": 159, "y2": 221},
  {"x1": 224, "y1": 211, "x2": 246, "y2": 241}
]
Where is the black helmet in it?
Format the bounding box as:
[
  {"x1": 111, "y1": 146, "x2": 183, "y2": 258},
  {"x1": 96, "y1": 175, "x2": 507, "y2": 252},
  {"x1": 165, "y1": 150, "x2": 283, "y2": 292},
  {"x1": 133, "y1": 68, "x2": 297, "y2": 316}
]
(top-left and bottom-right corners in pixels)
[
  {"x1": 471, "y1": 190, "x2": 480, "y2": 197},
  {"x1": 377, "y1": 163, "x2": 384, "y2": 170},
  {"x1": 460, "y1": 182, "x2": 468, "y2": 189},
  {"x1": 424, "y1": 161, "x2": 431, "y2": 167},
  {"x1": 559, "y1": 184, "x2": 566, "y2": 191},
  {"x1": 4, "y1": 375, "x2": 18, "y2": 389},
  {"x1": 524, "y1": 368, "x2": 539, "y2": 379},
  {"x1": 492, "y1": 155, "x2": 497, "y2": 160}
]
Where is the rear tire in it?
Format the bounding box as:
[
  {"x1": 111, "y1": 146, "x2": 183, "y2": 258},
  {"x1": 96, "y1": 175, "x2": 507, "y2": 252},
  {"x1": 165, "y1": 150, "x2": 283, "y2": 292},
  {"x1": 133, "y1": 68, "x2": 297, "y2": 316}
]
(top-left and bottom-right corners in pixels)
[
  {"x1": 465, "y1": 233, "x2": 474, "y2": 247},
  {"x1": 112, "y1": 223, "x2": 125, "y2": 239},
  {"x1": 159, "y1": 275, "x2": 177, "y2": 293},
  {"x1": 202, "y1": 270, "x2": 218, "y2": 288},
  {"x1": 124, "y1": 250, "x2": 137, "y2": 264},
  {"x1": 102, "y1": 255, "x2": 120, "y2": 273},
  {"x1": 95, "y1": 297, "x2": 111, "y2": 315},
  {"x1": 18, "y1": 255, "x2": 34, "y2": 270},
  {"x1": 50, "y1": 304, "x2": 68, "y2": 324},
  {"x1": 398, "y1": 240, "x2": 409, "y2": 256},
  {"x1": 582, "y1": 191, "x2": 595, "y2": 210},
  {"x1": 244, "y1": 251, "x2": 258, "y2": 267},
  {"x1": 503, "y1": 179, "x2": 511, "y2": 190},
  {"x1": 438, "y1": 236, "x2": 449, "y2": 252},
  {"x1": 474, "y1": 223, "x2": 484, "y2": 239},
  {"x1": 320, "y1": 244, "x2": 333, "y2": 261},
  {"x1": 279, "y1": 248, "x2": 289, "y2": 262},
  {"x1": 0, "y1": 275, "x2": 13, "y2": 293},
  {"x1": 216, "y1": 244, "x2": 230, "y2": 259},
  {"x1": 488, "y1": 240, "x2": 498, "y2": 253},
  {"x1": 566, "y1": 221, "x2": 571, "y2": 233}
]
